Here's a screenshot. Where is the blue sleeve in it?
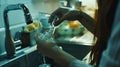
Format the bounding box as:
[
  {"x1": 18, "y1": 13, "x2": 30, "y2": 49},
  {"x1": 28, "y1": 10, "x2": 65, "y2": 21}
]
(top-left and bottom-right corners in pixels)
[{"x1": 99, "y1": 1, "x2": 120, "y2": 67}]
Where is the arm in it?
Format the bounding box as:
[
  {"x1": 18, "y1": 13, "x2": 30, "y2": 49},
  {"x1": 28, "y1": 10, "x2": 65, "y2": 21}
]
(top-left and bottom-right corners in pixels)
[
  {"x1": 54, "y1": 10, "x2": 95, "y2": 34},
  {"x1": 35, "y1": 38, "x2": 76, "y2": 67},
  {"x1": 35, "y1": 37, "x2": 93, "y2": 67},
  {"x1": 49, "y1": 7, "x2": 95, "y2": 34},
  {"x1": 77, "y1": 11, "x2": 95, "y2": 34}
]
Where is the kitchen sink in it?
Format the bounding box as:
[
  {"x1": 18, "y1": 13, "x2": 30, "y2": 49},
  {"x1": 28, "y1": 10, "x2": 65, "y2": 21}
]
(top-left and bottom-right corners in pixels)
[
  {"x1": 0, "y1": 33, "x2": 93, "y2": 67},
  {"x1": 55, "y1": 40, "x2": 92, "y2": 60}
]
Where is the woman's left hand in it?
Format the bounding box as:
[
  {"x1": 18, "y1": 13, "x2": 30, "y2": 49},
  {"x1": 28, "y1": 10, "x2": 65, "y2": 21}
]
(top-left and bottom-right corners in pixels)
[{"x1": 34, "y1": 35, "x2": 62, "y2": 59}]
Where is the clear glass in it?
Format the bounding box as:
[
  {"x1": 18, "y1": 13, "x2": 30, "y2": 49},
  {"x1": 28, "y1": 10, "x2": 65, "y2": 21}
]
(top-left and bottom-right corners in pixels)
[{"x1": 37, "y1": 22, "x2": 55, "y2": 67}]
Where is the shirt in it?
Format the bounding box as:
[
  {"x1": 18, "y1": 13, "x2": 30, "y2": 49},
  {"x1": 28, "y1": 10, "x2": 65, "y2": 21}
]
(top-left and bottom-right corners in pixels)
[
  {"x1": 99, "y1": 0, "x2": 120, "y2": 66},
  {"x1": 70, "y1": 0, "x2": 120, "y2": 67}
]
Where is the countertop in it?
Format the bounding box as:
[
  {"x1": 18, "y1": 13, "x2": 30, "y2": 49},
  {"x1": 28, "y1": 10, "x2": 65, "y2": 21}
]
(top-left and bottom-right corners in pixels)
[{"x1": 55, "y1": 31, "x2": 94, "y2": 46}]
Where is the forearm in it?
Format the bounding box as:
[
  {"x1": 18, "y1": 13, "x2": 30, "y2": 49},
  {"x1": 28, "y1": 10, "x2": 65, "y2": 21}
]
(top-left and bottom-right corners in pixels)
[
  {"x1": 54, "y1": 46, "x2": 93, "y2": 67},
  {"x1": 36, "y1": 39, "x2": 76, "y2": 67},
  {"x1": 78, "y1": 11, "x2": 95, "y2": 34},
  {"x1": 51, "y1": 46, "x2": 76, "y2": 67}
]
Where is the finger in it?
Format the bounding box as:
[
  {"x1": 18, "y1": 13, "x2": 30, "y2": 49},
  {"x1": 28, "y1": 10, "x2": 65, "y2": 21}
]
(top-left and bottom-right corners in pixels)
[
  {"x1": 48, "y1": 14, "x2": 55, "y2": 24},
  {"x1": 48, "y1": 8, "x2": 61, "y2": 23},
  {"x1": 54, "y1": 19, "x2": 63, "y2": 26}
]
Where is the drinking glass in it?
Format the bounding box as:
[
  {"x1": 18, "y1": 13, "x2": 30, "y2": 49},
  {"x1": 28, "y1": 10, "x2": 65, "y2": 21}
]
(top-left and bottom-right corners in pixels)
[{"x1": 37, "y1": 22, "x2": 55, "y2": 67}]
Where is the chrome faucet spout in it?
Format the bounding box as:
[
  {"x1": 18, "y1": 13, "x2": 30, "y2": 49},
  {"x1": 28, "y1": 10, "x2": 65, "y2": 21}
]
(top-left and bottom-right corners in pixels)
[
  {"x1": 3, "y1": 4, "x2": 33, "y2": 58},
  {"x1": 4, "y1": 4, "x2": 33, "y2": 25}
]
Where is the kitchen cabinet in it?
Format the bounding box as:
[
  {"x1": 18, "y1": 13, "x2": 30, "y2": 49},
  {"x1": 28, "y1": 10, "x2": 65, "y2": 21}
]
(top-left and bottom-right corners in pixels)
[
  {"x1": 1, "y1": 55, "x2": 27, "y2": 67},
  {"x1": 25, "y1": 51, "x2": 43, "y2": 67}
]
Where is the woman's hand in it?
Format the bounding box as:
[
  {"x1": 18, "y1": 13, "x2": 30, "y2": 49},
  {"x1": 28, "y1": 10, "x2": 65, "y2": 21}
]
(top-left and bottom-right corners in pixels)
[
  {"x1": 34, "y1": 35, "x2": 76, "y2": 67},
  {"x1": 49, "y1": 7, "x2": 89, "y2": 26},
  {"x1": 34, "y1": 35, "x2": 59, "y2": 59},
  {"x1": 54, "y1": 10, "x2": 81, "y2": 26},
  {"x1": 49, "y1": 8, "x2": 95, "y2": 33},
  {"x1": 48, "y1": 7, "x2": 71, "y2": 24}
]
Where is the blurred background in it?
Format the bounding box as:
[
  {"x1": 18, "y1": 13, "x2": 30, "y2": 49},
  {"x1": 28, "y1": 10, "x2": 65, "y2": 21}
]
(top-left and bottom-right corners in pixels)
[{"x1": 0, "y1": 0, "x2": 97, "y2": 67}]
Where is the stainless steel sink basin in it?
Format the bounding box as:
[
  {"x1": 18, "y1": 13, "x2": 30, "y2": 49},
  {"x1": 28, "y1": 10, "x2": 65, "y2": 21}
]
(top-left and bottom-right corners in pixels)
[{"x1": 55, "y1": 40, "x2": 92, "y2": 60}]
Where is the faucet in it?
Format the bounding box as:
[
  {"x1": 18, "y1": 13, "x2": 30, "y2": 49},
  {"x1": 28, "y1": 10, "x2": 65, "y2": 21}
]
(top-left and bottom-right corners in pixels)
[{"x1": 3, "y1": 4, "x2": 33, "y2": 58}]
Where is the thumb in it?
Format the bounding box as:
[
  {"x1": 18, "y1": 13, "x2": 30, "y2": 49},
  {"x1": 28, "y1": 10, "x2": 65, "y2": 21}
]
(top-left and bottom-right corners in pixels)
[{"x1": 54, "y1": 18, "x2": 64, "y2": 26}]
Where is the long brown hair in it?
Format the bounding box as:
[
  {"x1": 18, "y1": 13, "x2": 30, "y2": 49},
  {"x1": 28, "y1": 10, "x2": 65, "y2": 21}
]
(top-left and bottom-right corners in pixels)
[{"x1": 90, "y1": 0, "x2": 119, "y2": 67}]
